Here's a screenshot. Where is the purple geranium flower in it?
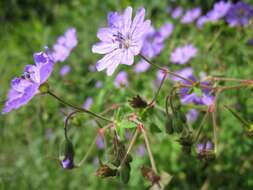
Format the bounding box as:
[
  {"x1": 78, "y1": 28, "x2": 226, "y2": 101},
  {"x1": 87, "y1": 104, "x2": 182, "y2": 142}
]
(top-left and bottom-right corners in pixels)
[
  {"x1": 2, "y1": 51, "x2": 54, "y2": 114},
  {"x1": 51, "y1": 28, "x2": 78, "y2": 62},
  {"x1": 171, "y1": 7, "x2": 183, "y2": 19},
  {"x1": 181, "y1": 7, "x2": 202, "y2": 24},
  {"x1": 171, "y1": 67, "x2": 214, "y2": 106},
  {"x1": 114, "y1": 71, "x2": 128, "y2": 88},
  {"x1": 59, "y1": 65, "x2": 71, "y2": 76},
  {"x1": 170, "y1": 44, "x2": 197, "y2": 64},
  {"x1": 92, "y1": 7, "x2": 151, "y2": 76},
  {"x1": 180, "y1": 79, "x2": 213, "y2": 106},
  {"x1": 226, "y1": 2, "x2": 253, "y2": 27}
]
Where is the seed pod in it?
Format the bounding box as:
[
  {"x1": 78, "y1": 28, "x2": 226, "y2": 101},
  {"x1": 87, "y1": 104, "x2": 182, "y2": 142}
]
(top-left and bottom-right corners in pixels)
[
  {"x1": 141, "y1": 166, "x2": 161, "y2": 186},
  {"x1": 128, "y1": 95, "x2": 148, "y2": 108},
  {"x1": 96, "y1": 165, "x2": 117, "y2": 178}
]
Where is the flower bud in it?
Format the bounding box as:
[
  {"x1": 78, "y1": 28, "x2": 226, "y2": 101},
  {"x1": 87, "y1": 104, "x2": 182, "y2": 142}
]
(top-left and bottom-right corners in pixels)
[{"x1": 60, "y1": 140, "x2": 75, "y2": 169}]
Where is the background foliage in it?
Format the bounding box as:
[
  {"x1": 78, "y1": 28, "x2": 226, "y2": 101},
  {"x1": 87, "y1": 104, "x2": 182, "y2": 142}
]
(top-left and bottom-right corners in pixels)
[{"x1": 0, "y1": 0, "x2": 253, "y2": 189}]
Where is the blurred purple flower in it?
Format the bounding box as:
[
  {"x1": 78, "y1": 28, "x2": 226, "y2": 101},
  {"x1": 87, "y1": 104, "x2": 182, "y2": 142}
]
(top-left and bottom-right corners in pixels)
[
  {"x1": 171, "y1": 7, "x2": 183, "y2": 19},
  {"x1": 197, "y1": 1, "x2": 231, "y2": 28},
  {"x1": 181, "y1": 7, "x2": 201, "y2": 24},
  {"x1": 186, "y1": 109, "x2": 199, "y2": 123},
  {"x1": 141, "y1": 27, "x2": 164, "y2": 58},
  {"x1": 59, "y1": 65, "x2": 71, "y2": 76},
  {"x1": 134, "y1": 59, "x2": 150, "y2": 73},
  {"x1": 226, "y1": 2, "x2": 253, "y2": 27},
  {"x1": 180, "y1": 79, "x2": 214, "y2": 106},
  {"x1": 51, "y1": 28, "x2": 78, "y2": 62},
  {"x1": 92, "y1": 7, "x2": 151, "y2": 76},
  {"x1": 207, "y1": 1, "x2": 231, "y2": 21},
  {"x1": 136, "y1": 145, "x2": 146, "y2": 156},
  {"x1": 114, "y1": 71, "x2": 128, "y2": 88},
  {"x1": 158, "y1": 22, "x2": 174, "y2": 40},
  {"x1": 197, "y1": 141, "x2": 214, "y2": 154},
  {"x1": 2, "y1": 51, "x2": 54, "y2": 114},
  {"x1": 96, "y1": 135, "x2": 105, "y2": 150},
  {"x1": 170, "y1": 44, "x2": 197, "y2": 64},
  {"x1": 171, "y1": 67, "x2": 193, "y2": 82},
  {"x1": 83, "y1": 97, "x2": 93, "y2": 110},
  {"x1": 95, "y1": 81, "x2": 103, "y2": 88}
]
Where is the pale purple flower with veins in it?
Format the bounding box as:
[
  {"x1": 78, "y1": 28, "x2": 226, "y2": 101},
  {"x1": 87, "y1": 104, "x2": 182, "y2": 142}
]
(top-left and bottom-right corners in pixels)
[
  {"x1": 92, "y1": 7, "x2": 151, "y2": 76},
  {"x1": 2, "y1": 51, "x2": 54, "y2": 114},
  {"x1": 51, "y1": 28, "x2": 78, "y2": 62},
  {"x1": 170, "y1": 44, "x2": 197, "y2": 64},
  {"x1": 181, "y1": 7, "x2": 201, "y2": 24},
  {"x1": 60, "y1": 65, "x2": 71, "y2": 76},
  {"x1": 114, "y1": 71, "x2": 128, "y2": 88}
]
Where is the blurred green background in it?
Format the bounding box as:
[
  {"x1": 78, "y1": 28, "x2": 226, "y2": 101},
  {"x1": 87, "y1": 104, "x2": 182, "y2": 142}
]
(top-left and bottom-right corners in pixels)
[{"x1": 0, "y1": 0, "x2": 253, "y2": 189}]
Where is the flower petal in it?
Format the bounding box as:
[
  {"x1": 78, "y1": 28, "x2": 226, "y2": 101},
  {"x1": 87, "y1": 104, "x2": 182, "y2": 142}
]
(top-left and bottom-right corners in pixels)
[
  {"x1": 96, "y1": 49, "x2": 121, "y2": 72},
  {"x1": 122, "y1": 7, "x2": 132, "y2": 35},
  {"x1": 92, "y1": 42, "x2": 118, "y2": 54},
  {"x1": 97, "y1": 27, "x2": 118, "y2": 42},
  {"x1": 121, "y1": 49, "x2": 134, "y2": 65},
  {"x1": 130, "y1": 8, "x2": 145, "y2": 35}
]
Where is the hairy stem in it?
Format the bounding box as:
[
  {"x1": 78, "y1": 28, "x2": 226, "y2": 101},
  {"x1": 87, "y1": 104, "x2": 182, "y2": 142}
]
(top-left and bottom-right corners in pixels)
[
  {"x1": 48, "y1": 91, "x2": 113, "y2": 123},
  {"x1": 142, "y1": 127, "x2": 158, "y2": 174},
  {"x1": 139, "y1": 54, "x2": 194, "y2": 84}
]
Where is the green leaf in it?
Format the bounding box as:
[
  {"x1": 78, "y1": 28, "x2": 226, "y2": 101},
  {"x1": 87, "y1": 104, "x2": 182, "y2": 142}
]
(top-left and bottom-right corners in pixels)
[
  {"x1": 150, "y1": 123, "x2": 162, "y2": 133},
  {"x1": 118, "y1": 120, "x2": 136, "y2": 129},
  {"x1": 193, "y1": 87, "x2": 202, "y2": 97}
]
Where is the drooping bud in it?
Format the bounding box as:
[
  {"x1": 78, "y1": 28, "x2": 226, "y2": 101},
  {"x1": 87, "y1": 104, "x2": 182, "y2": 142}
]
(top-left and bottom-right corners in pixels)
[{"x1": 60, "y1": 140, "x2": 75, "y2": 169}]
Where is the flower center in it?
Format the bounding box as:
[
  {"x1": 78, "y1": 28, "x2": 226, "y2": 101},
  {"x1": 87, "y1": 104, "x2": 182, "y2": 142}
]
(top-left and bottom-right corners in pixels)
[{"x1": 113, "y1": 32, "x2": 131, "y2": 49}]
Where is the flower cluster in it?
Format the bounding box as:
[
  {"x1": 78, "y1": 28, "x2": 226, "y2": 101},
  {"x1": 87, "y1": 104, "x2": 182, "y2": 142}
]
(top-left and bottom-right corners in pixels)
[{"x1": 181, "y1": 7, "x2": 201, "y2": 24}]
